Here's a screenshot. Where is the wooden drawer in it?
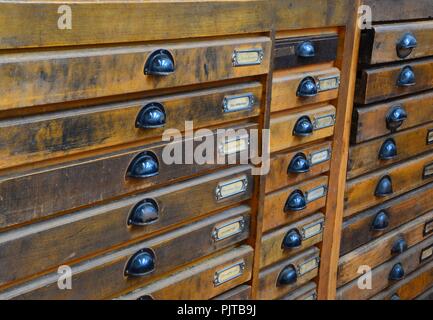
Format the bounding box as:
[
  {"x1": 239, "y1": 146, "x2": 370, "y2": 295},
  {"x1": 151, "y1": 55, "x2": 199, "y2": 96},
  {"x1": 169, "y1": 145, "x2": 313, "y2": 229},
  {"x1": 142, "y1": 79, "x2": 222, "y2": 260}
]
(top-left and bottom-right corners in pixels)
[
  {"x1": 360, "y1": 21, "x2": 433, "y2": 65},
  {"x1": 341, "y1": 183, "x2": 433, "y2": 255},
  {"x1": 0, "y1": 207, "x2": 250, "y2": 299},
  {"x1": 213, "y1": 285, "x2": 252, "y2": 300},
  {"x1": 0, "y1": 82, "x2": 262, "y2": 170},
  {"x1": 271, "y1": 68, "x2": 340, "y2": 112},
  {"x1": 0, "y1": 37, "x2": 271, "y2": 111},
  {"x1": 116, "y1": 246, "x2": 253, "y2": 300},
  {"x1": 0, "y1": 1, "x2": 271, "y2": 49},
  {"x1": 348, "y1": 122, "x2": 433, "y2": 179},
  {"x1": 0, "y1": 167, "x2": 253, "y2": 286},
  {"x1": 270, "y1": 105, "x2": 336, "y2": 153},
  {"x1": 274, "y1": 34, "x2": 339, "y2": 70},
  {"x1": 280, "y1": 282, "x2": 317, "y2": 300},
  {"x1": 338, "y1": 210, "x2": 433, "y2": 286},
  {"x1": 363, "y1": 0, "x2": 433, "y2": 23},
  {"x1": 352, "y1": 91, "x2": 433, "y2": 144},
  {"x1": 344, "y1": 152, "x2": 433, "y2": 218},
  {"x1": 260, "y1": 213, "x2": 324, "y2": 268},
  {"x1": 416, "y1": 286, "x2": 433, "y2": 300},
  {"x1": 257, "y1": 247, "x2": 320, "y2": 300},
  {"x1": 0, "y1": 123, "x2": 257, "y2": 229},
  {"x1": 337, "y1": 235, "x2": 433, "y2": 300},
  {"x1": 263, "y1": 176, "x2": 328, "y2": 232},
  {"x1": 371, "y1": 260, "x2": 433, "y2": 300},
  {"x1": 266, "y1": 141, "x2": 332, "y2": 194},
  {"x1": 356, "y1": 58, "x2": 433, "y2": 105}
]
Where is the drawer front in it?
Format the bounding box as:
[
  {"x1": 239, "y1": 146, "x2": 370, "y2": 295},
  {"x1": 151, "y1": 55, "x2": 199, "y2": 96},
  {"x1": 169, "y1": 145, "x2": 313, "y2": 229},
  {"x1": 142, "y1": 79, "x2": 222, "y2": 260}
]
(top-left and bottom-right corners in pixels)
[
  {"x1": 260, "y1": 213, "x2": 324, "y2": 268},
  {"x1": 338, "y1": 236, "x2": 433, "y2": 300},
  {"x1": 352, "y1": 91, "x2": 433, "y2": 144},
  {"x1": 266, "y1": 141, "x2": 332, "y2": 194},
  {"x1": 341, "y1": 183, "x2": 433, "y2": 255},
  {"x1": 271, "y1": 68, "x2": 340, "y2": 112},
  {"x1": 0, "y1": 2, "x2": 271, "y2": 49},
  {"x1": 274, "y1": 34, "x2": 339, "y2": 70},
  {"x1": 270, "y1": 105, "x2": 336, "y2": 153},
  {"x1": 116, "y1": 246, "x2": 253, "y2": 300},
  {"x1": 0, "y1": 123, "x2": 257, "y2": 229},
  {"x1": 344, "y1": 152, "x2": 433, "y2": 218},
  {"x1": 213, "y1": 285, "x2": 252, "y2": 300},
  {"x1": 338, "y1": 210, "x2": 433, "y2": 286},
  {"x1": 416, "y1": 286, "x2": 433, "y2": 300},
  {"x1": 257, "y1": 247, "x2": 320, "y2": 300},
  {"x1": 0, "y1": 208, "x2": 250, "y2": 299},
  {"x1": 0, "y1": 167, "x2": 253, "y2": 286},
  {"x1": 348, "y1": 122, "x2": 433, "y2": 179},
  {"x1": 263, "y1": 176, "x2": 328, "y2": 232},
  {"x1": 363, "y1": 0, "x2": 433, "y2": 23},
  {"x1": 280, "y1": 282, "x2": 317, "y2": 300},
  {"x1": 356, "y1": 58, "x2": 433, "y2": 105},
  {"x1": 0, "y1": 37, "x2": 271, "y2": 111},
  {"x1": 371, "y1": 260, "x2": 433, "y2": 300},
  {"x1": 360, "y1": 21, "x2": 433, "y2": 65},
  {"x1": 0, "y1": 83, "x2": 262, "y2": 170}
]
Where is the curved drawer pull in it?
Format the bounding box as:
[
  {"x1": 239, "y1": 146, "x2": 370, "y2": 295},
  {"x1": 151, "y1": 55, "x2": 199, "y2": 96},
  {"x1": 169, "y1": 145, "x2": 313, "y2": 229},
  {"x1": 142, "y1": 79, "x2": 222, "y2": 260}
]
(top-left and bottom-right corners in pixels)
[
  {"x1": 127, "y1": 152, "x2": 159, "y2": 179},
  {"x1": 144, "y1": 49, "x2": 175, "y2": 76},
  {"x1": 371, "y1": 211, "x2": 390, "y2": 231},
  {"x1": 389, "y1": 263, "x2": 405, "y2": 281},
  {"x1": 128, "y1": 199, "x2": 159, "y2": 226},
  {"x1": 125, "y1": 249, "x2": 155, "y2": 277},
  {"x1": 284, "y1": 190, "x2": 307, "y2": 212},
  {"x1": 288, "y1": 153, "x2": 310, "y2": 174},
  {"x1": 379, "y1": 139, "x2": 398, "y2": 160},
  {"x1": 297, "y1": 41, "x2": 316, "y2": 58},
  {"x1": 297, "y1": 77, "x2": 318, "y2": 97},
  {"x1": 293, "y1": 116, "x2": 314, "y2": 137},
  {"x1": 277, "y1": 265, "x2": 297, "y2": 286},
  {"x1": 136, "y1": 103, "x2": 166, "y2": 129},
  {"x1": 391, "y1": 294, "x2": 401, "y2": 300},
  {"x1": 375, "y1": 175, "x2": 393, "y2": 197},
  {"x1": 282, "y1": 229, "x2": 303, "y2": 249},
  {"x1": 391, "y1": 238, "x2": 408, "y2": 255},
  {"x1": 386, "y1": 106, "x2": 407, "y2": 131},
  {"x1": 397, "y1": 33, "x2": 417, "y2": 59},
  {"x1": 397, "y1": 66, "x2": 416, "y2": 87}
]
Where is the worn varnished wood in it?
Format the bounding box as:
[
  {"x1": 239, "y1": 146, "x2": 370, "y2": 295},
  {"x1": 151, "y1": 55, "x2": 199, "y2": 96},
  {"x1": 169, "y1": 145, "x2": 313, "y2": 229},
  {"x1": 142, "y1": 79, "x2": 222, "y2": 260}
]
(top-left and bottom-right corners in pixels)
[
  {"x1": 345, "y1": 151, "x2": 433, "y2": 217},
  {"x1": 416, "y1": 286, "x2": 433, "y2": 300},
  {"x1": 0, "y1": 37, "x2": 271, "y2": 111},
  {"x1": 280, "y1": 282, "x2": 317, "y2": 300},
  {"x1": 115, "y1": 246, "x2": 254, "y2": 300},
  {"x1": 260, "y1": 213, "x2": 324, "y2": 268},
  {"x1": 337, "y1": 235, "x2": 433, "y2": 300},
  {"x1": 263, "y1": 176, "x2": 328, "y2": 232},
  {"x1": 0, "y1": 83, "x2": 262, "y2": 170},
  {"x1": 359, "y1": 21, "x2": 433, "y2": 65},
  {"x1": 270, "y1": 105, "x2": 336, "y2": 153},
  {"x1": 355, "y1": 57, "x2": 433, "y2": 105},
  {"x1": 0, "y1": 207, "x2": 250, "y2": 298},
  {"x1": 371, "y1": 260, "x2": 433, "y2": 300},
  {"x1": 0, "y1": 167, "x2": 253, "y2": 287},
  {"x1": 0, "y1": 1, "x2": 272, "y2": 49},
  {"x1": 348, "y1": 122, "x2": 433, "y2": 179},
  {"x1": 341, "y1": 183, "x2": 433, "y2": 255},
  {"x1": 265, "y1": 141, "x2": 332, "y2": 194},
  {"x1": 0, "y1": 123, "x2": 257, "y2": 229},
  {"x1": 352, "y1": 91, "x2": 433, "y2": 144},
  {"x1": 213, "y1": 285, "x2": 252, "y2": 300},
  {"x1": 363, "y1": 0, "x2": 433, "y2": 22},
  {"x1": 271, "y1": 67, "x2": 340, "y2": 112},
  {"x1": 338, "y1": 210, "x2": 433, "y2": 286},
  {"x1": 257, "y1": 247, "x2": 320, "y2": 300}
]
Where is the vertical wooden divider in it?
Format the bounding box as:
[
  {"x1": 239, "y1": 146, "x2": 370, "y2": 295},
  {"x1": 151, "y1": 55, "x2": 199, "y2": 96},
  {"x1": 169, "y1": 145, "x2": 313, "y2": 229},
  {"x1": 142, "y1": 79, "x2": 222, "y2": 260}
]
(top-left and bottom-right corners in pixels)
[{"x1": 317, "y1": 0, "x2": 361, "y2": 300}]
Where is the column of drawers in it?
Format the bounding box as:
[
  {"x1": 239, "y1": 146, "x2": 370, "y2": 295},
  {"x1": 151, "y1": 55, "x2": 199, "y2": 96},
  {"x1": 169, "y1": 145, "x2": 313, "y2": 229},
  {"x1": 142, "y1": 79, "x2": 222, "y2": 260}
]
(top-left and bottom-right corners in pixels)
[
  {"x1": 338, "y1": 5, "x2": 433, "y2": 300},
  {"x1": 0, "y1": 0, "x2": 272, "y2": 300}
]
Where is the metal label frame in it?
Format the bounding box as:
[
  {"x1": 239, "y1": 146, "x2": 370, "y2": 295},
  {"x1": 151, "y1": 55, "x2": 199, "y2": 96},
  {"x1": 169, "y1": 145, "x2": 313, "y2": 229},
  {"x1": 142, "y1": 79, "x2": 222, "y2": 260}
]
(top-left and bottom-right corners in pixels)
[
  {"x1": 297, "y1": 257, "x2": 320, "y2": 276},
  {"x1": 211, "y1": 216, "x2": 246, "y2": 242},
  {"x1": 427, "y1": 129, "x2": 433, "y2": 145},
  {"x1": 222, "y1": 93, "x2": 255, "y2": 113},
  {"x1": 420, "y1": 244, "x2": 433, "y2": 263},
  {"x1": 317, "y1": 75, "x2": 341, "y2": 92},
  {"x1": 213, "y1": 261, "x2": 245, "y2": 287},
  {"x1": 301, "y1": 219, "x2": 325, "y2": 240},
  {"x1": 423, "y1": 163, "x2": 433, "y2": 179},
  {"x1": 309, "y1": 148, "x2": 332, "y2": 166},
  {"x1": 313, "y1": 114, "x2": 336, "y2": 130},
  {"x1": 305, "y1": 185, "x2": 328, "y2": 203},
  {"x1": 215, "y1": 176, "x2": 248, "y2": 201},
  {"x1": 232, "y1": 48, "x2": 264, "y2": 67},
  {"x1": 424, "y1": 219, "x2": 433, "y2": 236}
]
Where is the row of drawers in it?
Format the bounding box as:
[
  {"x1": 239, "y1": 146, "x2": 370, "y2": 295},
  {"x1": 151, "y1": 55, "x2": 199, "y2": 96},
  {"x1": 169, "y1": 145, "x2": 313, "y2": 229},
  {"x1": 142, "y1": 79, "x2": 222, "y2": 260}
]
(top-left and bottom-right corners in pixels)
[{"x1": 339, "y1": 16, "x2": 433, "y2": 300}]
